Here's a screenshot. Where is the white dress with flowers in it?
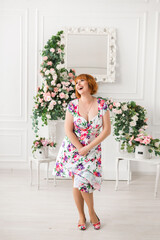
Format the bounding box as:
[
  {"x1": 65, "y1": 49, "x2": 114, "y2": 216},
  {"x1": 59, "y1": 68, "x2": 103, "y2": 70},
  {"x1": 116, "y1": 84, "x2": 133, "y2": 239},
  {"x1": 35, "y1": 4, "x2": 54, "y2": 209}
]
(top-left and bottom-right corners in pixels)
[{"x1": 52, "y1": 97, "x2": 108, "y2": 193}]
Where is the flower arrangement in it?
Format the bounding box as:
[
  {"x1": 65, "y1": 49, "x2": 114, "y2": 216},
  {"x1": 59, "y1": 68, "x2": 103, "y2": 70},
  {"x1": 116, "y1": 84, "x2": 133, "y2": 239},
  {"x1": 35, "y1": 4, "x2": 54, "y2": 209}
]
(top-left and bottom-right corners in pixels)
[
  {"x1": 103, "y1": 97, "x2": 160, "y2": 156},
  {"x1": 31, "y1": 137, "x2": 57, "y2": 154},
  {"x1": 104, "y1": 98, "x2": 147, "y2": 151},
  {"x1": 31, "y1": 30, "x2": 76, "y2": 135},
  {"x1": 129, "y1": 129, "x2": 160, "y2": 156}
]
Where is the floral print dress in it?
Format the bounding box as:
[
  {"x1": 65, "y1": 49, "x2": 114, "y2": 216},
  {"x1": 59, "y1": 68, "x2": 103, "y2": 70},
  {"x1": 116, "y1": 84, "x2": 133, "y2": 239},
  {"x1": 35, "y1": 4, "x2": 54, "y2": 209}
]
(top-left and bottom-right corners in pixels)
[{"x1": 52, "y1": 97, "x2": 108, "y2": 193}]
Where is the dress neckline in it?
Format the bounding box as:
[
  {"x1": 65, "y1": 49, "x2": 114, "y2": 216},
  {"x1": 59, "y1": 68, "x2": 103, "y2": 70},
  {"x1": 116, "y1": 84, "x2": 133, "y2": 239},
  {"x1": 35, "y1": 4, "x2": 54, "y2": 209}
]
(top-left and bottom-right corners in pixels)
[{"x1": 77, "y1": 97, "x2": 100, "y2": 124}]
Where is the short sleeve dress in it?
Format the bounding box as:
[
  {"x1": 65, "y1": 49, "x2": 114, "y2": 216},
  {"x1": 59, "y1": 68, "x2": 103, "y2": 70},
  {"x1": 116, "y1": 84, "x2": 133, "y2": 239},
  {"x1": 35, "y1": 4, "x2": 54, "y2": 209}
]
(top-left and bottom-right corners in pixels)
[{"x1": 52, "y1": 97, "x2": 108, "y2": 193}]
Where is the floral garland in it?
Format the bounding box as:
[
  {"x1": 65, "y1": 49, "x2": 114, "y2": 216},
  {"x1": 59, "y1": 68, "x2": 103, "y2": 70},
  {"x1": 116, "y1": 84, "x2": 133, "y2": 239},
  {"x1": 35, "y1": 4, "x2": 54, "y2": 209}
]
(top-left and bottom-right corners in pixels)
[{"x1": 31, "y1": 31, "x2": 76, "y2": 135}]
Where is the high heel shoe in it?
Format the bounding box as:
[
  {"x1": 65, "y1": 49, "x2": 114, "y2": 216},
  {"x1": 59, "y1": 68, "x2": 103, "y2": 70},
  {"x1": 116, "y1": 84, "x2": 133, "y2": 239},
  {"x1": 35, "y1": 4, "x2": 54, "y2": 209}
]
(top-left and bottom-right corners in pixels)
[
  {"x1": 90, "y1": 215, "x2": 101, "y2": 230},
  {"x1": 78, "y1": 217, "x2": 86, "y2": 230}
]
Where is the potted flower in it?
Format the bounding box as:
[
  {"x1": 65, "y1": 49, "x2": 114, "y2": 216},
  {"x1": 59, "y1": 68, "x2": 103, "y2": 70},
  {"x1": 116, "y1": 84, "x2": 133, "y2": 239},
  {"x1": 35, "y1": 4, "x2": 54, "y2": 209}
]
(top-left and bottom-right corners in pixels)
[
  {"x1": 102, "y1": 97, "x2": 148, "y2": 153},
  {"x1": 31, "y1": 30, "x2": 76, "y2": 136},
  {"x1": 32, "y1": 137, "x2": 57, "y2": 159},
  {"x1": 128, "y1": 130, "x2": 160, "y2": 158}
]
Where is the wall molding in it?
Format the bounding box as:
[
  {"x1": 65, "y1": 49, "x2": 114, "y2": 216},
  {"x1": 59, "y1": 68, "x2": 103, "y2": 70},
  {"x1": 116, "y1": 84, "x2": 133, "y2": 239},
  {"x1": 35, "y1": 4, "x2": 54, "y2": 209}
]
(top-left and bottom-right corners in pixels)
[
  {"x1": 153, "y1": 12, "x2": 160, "y2": 126},
  {"x1": 36, "y1": 10, "x2": 147, "y2": 101},
  {"x1": 0, "y1": 9, "x2": 28, "y2": 122},
  {"x1": 0, "y1": 128, "x2": 27, "y2": 162}
]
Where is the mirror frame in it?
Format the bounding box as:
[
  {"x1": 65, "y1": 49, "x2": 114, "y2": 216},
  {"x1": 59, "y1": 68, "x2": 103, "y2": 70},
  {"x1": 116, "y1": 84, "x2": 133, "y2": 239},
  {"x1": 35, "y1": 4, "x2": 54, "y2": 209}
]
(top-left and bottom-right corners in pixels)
[{"x1": 63, "y1": 27, "x2": 116, "y2": 83}]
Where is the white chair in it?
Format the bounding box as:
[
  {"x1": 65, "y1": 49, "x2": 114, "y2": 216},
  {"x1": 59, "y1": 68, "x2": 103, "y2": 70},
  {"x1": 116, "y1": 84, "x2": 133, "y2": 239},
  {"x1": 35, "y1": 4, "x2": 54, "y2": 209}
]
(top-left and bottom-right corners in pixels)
[{"x1": 30, "y1": 154, "x2": 57, "y2": 190}]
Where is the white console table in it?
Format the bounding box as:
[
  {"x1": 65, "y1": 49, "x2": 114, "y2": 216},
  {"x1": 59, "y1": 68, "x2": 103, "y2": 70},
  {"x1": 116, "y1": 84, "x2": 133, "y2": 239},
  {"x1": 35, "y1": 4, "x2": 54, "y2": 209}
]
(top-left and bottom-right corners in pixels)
[
  {"x1": 30, "y1": 155, "x2": 57, "y2": 190},
  {"x1": 115, "y1": 154, "x2": 160, "y2": 198}
]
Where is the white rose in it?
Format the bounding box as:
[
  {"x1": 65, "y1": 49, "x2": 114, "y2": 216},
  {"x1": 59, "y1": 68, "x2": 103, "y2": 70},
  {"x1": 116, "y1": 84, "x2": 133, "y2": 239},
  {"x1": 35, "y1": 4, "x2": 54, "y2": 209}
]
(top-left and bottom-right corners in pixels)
[
  {"x1": 44, "y1": 86, "x2": 48, "y2": 93},
  {"x1": 56, "y1": 64, "x2": 62, "y2": 70},
  {"x1": 130, "y1": 121, "x2": 136, "y2": 127},
  {"x1": 122, "y1": 104, "x2": 128, "y2": 111},
  {"x1": 46, "y1": 114, "x2": 51, "y2": 119},
  {"x1": 48, "y1": 104, "x2": 54, "y2": 110},
  {"x1": 53, "y1": 74, "x2": 57, "y2": 80},
  {"x1": 115, "y1": 102, "x2": 121, "y2": 108},
  {"x1": 51, "y1": 80, "x2": 55, "y2": 86},
  {"x1": 65, "y1": 94, "x2": 69, "y2": 99},
  {"x1": 57, "y1": 83, "x2": 61, "y2": 88},
  {"x1": 45, "y1": 70, "x2": 50, "y2": 75},
  {"x1": 52, "y1": 100, "x2": 56, "y2": 105},
  {"x1": 58, "y1": 101, "x2": 61, "y2": 104},
  {"x1": 61, "y1": 72, "x2": 68, "y2": 78},
  {"x1": 155, "y1": 142, "x2": 159, "y2": 148},
  {"x1": 132, "y1": 115, "x2": 138, "y2": 122}
]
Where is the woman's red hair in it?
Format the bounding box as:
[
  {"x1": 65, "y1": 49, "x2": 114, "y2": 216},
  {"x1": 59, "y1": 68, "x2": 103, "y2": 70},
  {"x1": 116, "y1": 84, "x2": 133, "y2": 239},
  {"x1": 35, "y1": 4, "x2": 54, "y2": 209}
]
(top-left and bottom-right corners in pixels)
[{"x1": 74, "y1": 74, "x2": 98, "y2": 98}]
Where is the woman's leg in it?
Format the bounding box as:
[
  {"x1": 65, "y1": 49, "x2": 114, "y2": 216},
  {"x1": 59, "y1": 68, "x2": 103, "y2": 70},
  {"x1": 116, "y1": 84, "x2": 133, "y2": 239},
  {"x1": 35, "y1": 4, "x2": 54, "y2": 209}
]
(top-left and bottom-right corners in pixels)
[
  {"x1": 80, "y1": 191, "x2": 99, "y2": 224},
  {"x1": 72, "y1": 176, "x2": 86, "y2": 223}
]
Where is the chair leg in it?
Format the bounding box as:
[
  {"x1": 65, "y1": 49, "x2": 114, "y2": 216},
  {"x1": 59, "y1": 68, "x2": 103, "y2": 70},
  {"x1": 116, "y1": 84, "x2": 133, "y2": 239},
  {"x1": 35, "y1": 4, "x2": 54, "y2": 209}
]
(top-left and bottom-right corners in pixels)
[
  {"x1": 115, "y1": 158, "x2": 120, "y2": 190},
  {"x1": 154, "y1": 164, "x2": 160, "y2": 198},
  {"x1": 30, "y1": 160, "x2": 33, "y2": 186},
  {"x1": 47, "y1": 162, "x2": 49, "y2": 183},
  {"x1": 37, "y1": 162, "x2": 40, "y2": 190}
]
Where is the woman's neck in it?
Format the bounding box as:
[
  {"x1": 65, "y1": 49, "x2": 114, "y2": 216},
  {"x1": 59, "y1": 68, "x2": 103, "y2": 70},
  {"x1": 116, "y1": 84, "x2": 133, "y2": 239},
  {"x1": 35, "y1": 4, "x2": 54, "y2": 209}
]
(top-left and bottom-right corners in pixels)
[{"x1": 79, "y1": 94, "x2": 94, "y2": 103}]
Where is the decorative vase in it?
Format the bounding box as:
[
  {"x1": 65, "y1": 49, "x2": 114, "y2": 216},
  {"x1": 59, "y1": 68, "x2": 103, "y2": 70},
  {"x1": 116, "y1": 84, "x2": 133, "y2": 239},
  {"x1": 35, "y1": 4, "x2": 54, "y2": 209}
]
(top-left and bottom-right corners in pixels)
[
  {"x1": 135, "y1": 145, "x2": 151, "y2": 159},
  {"x1": 48, "y1": 120, "x2": 58, "y2": 142},
  {"x1": 35, "y1": 146, "x2": 48, "y2": 159}
]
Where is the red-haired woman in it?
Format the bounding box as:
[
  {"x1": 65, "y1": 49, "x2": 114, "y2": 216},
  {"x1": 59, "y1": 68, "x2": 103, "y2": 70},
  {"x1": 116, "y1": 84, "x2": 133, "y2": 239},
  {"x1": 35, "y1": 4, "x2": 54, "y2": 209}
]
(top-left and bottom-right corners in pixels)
[{"x1": 53, "y1": 74, "x2": 111, "y2": 230}]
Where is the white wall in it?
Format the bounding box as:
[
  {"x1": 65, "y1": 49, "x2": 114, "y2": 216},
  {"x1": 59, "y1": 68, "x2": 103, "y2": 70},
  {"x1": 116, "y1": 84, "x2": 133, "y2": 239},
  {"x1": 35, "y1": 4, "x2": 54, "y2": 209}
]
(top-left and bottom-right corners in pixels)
[{"x1": 0, "y1": 0, "x2": 160, "y2": 179}]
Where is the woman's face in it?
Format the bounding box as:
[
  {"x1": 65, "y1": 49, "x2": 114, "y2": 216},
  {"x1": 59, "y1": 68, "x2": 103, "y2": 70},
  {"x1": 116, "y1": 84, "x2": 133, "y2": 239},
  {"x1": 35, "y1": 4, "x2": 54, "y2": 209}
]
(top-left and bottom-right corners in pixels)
[{"x1": 76, "y1": 78, "x2": 90, "y2": 95}]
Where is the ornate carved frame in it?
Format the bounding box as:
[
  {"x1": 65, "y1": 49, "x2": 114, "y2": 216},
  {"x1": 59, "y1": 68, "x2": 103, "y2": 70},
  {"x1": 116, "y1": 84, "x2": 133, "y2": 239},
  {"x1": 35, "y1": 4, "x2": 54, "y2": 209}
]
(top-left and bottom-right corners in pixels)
[{"x1": 63, "y1": 27, "x2": 116, "y2": 83}]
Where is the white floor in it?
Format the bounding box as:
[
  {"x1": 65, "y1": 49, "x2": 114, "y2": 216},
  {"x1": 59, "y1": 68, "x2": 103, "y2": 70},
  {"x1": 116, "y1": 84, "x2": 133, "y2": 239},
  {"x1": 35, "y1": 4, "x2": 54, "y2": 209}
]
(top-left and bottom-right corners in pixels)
[{"x1": 0, "y1": 169, "x2": 160, "y2": 240}]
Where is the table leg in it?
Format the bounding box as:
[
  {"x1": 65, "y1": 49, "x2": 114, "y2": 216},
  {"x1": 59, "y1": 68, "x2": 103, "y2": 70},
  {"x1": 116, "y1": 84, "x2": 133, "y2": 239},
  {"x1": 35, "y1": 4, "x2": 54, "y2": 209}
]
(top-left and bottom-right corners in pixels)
[
  {"x1": 115, "y1": 158, "x2": 120, "y2": 191},
  {"x1": 30, "y1": 160, "x2": 32, "y2": 185},
  {"x1": 37, "y1": 162, "x2": 40, "y2": 190},
  {"x1": 154, "y1": 164, "x2": 160, "y2": 198},
  {"x1": 54, "y1": 175, "x2": 56, "y2": 186},
  {"x1": 47, "y1": 162, "x2": 49, "y2": 183},
  {"x1": 127, "y1": 160, "x2": 130, "y2": 185}
]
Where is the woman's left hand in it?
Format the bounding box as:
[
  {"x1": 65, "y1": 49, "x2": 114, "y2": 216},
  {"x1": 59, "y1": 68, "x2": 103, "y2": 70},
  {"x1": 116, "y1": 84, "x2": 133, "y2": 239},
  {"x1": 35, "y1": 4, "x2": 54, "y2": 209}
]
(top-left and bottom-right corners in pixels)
[{"x1": 78, "y1": 145, "x2": 90, "y2": 156}]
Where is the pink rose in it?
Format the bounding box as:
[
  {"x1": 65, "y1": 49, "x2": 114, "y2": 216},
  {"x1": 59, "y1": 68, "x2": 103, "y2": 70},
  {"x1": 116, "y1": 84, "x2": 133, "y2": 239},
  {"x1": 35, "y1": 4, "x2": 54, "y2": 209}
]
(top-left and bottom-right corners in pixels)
[
  {"x1": 50, "y1": 48, "x2": 55, "y2": 53},
  {"x1": 68, "y1": 73, "x2": 73, "y2": 78},
  {"x1": 58, "y1": 48, "x2": 62, "y2": 53},
  {"x1": 41, "y1": 140, "x2": 48, "y2": 146},
  {"x1": 50, "y1": 68, "x2": 55, "y2": 74},
  {"x1": 109, "y1": 105, "x2": 113, "y2": 110},
  {"x1": 59, "y1": 92, "x2": 65, "y2": 99},
  {"x1": 51, "y1": 92, "x2": 56, "y2": 97},
  {"x1": 43, "y1": 92, "x2": 51, "y2": 102},
  {"x1": 135, "y1": 137, "x2": 142, "y2": 143},
  {"x1": 47, "y1": 61, "x2": 52, "y2": 66},
  {"x1": 37, "y1": 87, "x2": 40, "y2": 92},
  {"x1": 54, "y1": 87, "x2": 58, "y2": 93},
  {"x1": 35, "y1": 141, "x2": 39, "y2": 147},
  {"x1": 43, "y1": 56, "x2": 48, "y2": 61},
  {"x1": 35, "y1": 104, "x2": 38, "y2": 109}
]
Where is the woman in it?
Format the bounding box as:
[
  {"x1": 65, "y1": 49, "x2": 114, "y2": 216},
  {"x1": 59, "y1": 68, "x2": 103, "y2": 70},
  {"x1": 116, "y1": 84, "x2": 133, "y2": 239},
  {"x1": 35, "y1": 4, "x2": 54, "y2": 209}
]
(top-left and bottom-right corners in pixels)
[{"x1": 52, "y1": 74, "x2": 111, "y2": 230}]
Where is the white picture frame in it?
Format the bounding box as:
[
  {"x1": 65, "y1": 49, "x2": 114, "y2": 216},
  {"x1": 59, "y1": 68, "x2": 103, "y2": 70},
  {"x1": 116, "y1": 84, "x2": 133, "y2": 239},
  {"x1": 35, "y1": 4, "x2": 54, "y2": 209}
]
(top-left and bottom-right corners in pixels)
[{"x1": 63, "y1": 27, "x2": 116, "y2": 83}]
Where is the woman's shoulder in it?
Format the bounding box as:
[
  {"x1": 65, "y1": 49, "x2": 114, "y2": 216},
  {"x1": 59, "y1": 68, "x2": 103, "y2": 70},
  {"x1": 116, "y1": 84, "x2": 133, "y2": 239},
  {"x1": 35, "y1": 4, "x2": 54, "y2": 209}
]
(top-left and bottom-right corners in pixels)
[
  {"x1": 68, "y1": 98, "x2": 78, "y2": 106},
  {"x1": 97, "y1": 97, "x2": 107, "y2": 105}
]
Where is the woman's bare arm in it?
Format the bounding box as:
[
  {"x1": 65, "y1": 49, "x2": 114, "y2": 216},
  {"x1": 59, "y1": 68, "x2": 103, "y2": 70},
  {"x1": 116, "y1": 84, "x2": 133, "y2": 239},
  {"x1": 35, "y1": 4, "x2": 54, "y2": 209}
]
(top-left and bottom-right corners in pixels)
[
  {"x1": 79, "y1": 110, "x2": 111, "y2": 156},
  {"x1": 64, "y1": 110, "x2": 83, "y2": 150}
]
